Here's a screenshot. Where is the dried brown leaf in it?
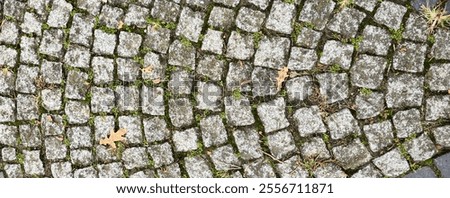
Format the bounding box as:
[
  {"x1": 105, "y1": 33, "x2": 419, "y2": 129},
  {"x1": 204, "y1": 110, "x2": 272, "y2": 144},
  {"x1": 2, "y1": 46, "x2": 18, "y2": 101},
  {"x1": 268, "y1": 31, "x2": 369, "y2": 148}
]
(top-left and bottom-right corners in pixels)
[
  {"x1": 142, "y1": 65, "x2": 154, "y2": 73},
  {"x1": 152, "y1": 78, "x2": 161, "y2": 84},
  {"x1": 99, "y1": 128, "x2": 127, "y2": 149},
  {"x1": 276, "y1": 67, "x2": 289, "y2": 91},
  {"x1": 117, "y1": 20, "x2": 124, "y2": 29}
]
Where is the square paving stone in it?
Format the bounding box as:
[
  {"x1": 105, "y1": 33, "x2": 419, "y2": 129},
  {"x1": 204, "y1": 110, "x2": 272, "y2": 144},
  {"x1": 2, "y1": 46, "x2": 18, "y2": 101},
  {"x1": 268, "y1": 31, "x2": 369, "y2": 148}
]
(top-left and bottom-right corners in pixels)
[
  {"x1": 197, "y1": 55, "x2": 225, "y2": 82},
  {"x1": 393, "y1": 42, "x2": 427, "y2": 73},
  {"x1": 141, "y1": 86, "x2": 164, "y2": 116},
  {"x1": 404, "y1": 134, "x2": 436, "y2": 162},
  {"x1": 95, "y1": 144, "x2": 118, "y2": 163},
  {"x1": 320, "y1": 40, "x2": 353, "y2": 69},
  {"x1": 169, "y1": 98, "x2": 194, "y2": 128},
  {"x1": 44, "y1": 137, "x2": 68, "y2": 161},
  {"x1": 115, "y1": 85, "x2": 140, "y2": 112},
  {"x1": 296, "y1": 27, "x2": 322, "y2": 49},
  {"x1": 118, "y1": 32, "x2": 142, "y2": 58},
  {"x1": 148, "y1": 142, "x2": 174, "y2": 168},
  {"x1": 65, "y1": 101, "x2": 90, "y2": 124},
  {"x1": 426, "y1": 63, "x2": 450, "y2": 91},
  {"x1": 243, "y1": 158, "x2": 276, "y2": 178},
  {"x1": 41, "y1": 60, "x2": 63, "y2": 84},
  {"x1": 74, "y1": 167, "x2": 98, "y2": 178},
  {"x1": 69, "y1": 14, "x2": 95, "y2": 47},
  {"x1": 28, "y1": 0, "x2": 51, "y2": 17},
  {"x1": 326, "y1": 108, "x2": 360, "y2": 140},
  {"x1": 0, "y1": 21, "x2": 19, "y2": 44},
  {"x1": 300, "y1": 137, "x2": 330, "y2": 159},
  {"x1": 363, "y1": 121, "x2": 394, "y2": 153},
  {"x1": 224, "y1": 96, "x2": 255, "y2": 126},
  {"x1": 99, "y1": 5, "x2": 124, "y2": 29},
  {"x1": 20, "y1": 36, "x2": 39, "y2": 65},
  {"x1": 332, "y1": 140, "x2": 372, "y2": 170},
  {"x1": 354, "y1": 91, "x2": 385, "y2": 119},
  {"x1": 21, "y1": 12, "x2": 42, "y2": 36},
  {"x1": 316, "y1": 73, "x2": 349, "y2": 104},
  {"x1": 168, "y1": 70, "x2": 193, "y2": 95},
  {"x1": 23, "y1": 150, "x2": 45, "y2": 176},
  {"x1": 233, "y1": 128, "x2": 263, "y2": 160},
  {"x1": 20, "y1": 124, "x2": 42, "y2": 147},
  {"x1": 2, "y1": 147, "x2": 16, "y2": 162},
  {"x1": 122, "y1": 147, "x2": 149, "y2": 169},
  {"x1": 257, "y1": 97, "x2": 290, "y2": 133},
  {"x1": 208, "y1": 6, "x2": 235, "y2": 29},
  {"x1": 210, "y1": 145, "x2": 241, "y2": 171},
  {"x1": 235, "y1": 7, "x2": 265, "y2": 33},
  {"x1": 41, "y1": 114, "x2": 64, "y2": 136},
  {"x1": 226, "y1": 31, "x2": 254, "y2": 60},
  {"x1": 118, "y1": 116, "x2": 143, "y2": 144},
  {"x1": 151, "y1": 0, "x2": 181, "y2": 23},
  {"x1": 91, "y1": 87, "x2": 115, "y2": 114},
  {"x1": 92, "y1": 56, "x2": 114, "y2": 85},
  {"x1": 0, "y1": 70, "x2": 15, "y2": 95},
  {"x1": 78, "y1": 0, "x2": 102, "y2": 15},
  {"x1": 157, "y1": 163, "x2": 181, "y2": 178},
  {"x1": 276, "y1": 155, "x2": 309, "y2": 178},
  {"x1": 298, "y1": 0, "x2": 335, "y2": 30},
  {"x1": 0, "y1": 96, "x2": 16, "y2": 122},
  {"x1": 373, "y1": 148, "x2": 410, "y2": 177},
  {"x1": 254, "y1": 36, "x2": 290, "y2": 69},
  {"x1": 93, "y1": 30, "x2": 116, "y2": 55},
  {"x1": 47, "y1": 0, "x2": 72, "y2": 28},
  {"x1": 354, "y1": 0, "x2": 377, "y2": 12},
  {"x1": 3, "y1": 0, "x2": 26, "y2": 21},
  {"x1": 143, "y1": 117, "x2": 170, "y2": 143},
  {"x1": 16, "y1": 65, "x2": 39, "y2": 94},
  {"x1": 200, "y1": 115, "x2": 228, "y2": 148},
  {"x1": 434, "y1": 152, "x2": 450, "y2": 178},
  {"x1": 247, "y1": 0, "x2": 270, "y2": 10},
  {"x1": 117, "y1": 58, "x2": 141, "y2": 82},
  {"x1": 433, "y1": 125, "x2": 450, "y2": 148},
  {"x1": 314, "y1": 163, "x2": 347, "y2": 178},
  {"x1": 265, "y1": 0, "x2": 295, "y2": 34},
  {"x1": 350, "y1": 54, "x2": 387, "y2": 89},
  {"x1": 425, "y1": 96, "x2": 449, "y2": 121},
  {"x1": 124, "y1": 4, "x2": 149, "y2": 28},
  {"x1": 430, "y1": 29, "x2": 450, "y2": 60},
  {"x1": 144, "y1": 26, "x2": 171, "y2": 54},
  {"x1": 67, "y1": 126, "x2": 92, "y2": 149},
  {"x1": 142, "y1": 52, "x2": 166, "y2": 82},
  {"x1": 173, "y1": 128, "x2": 199, "y2": 152},
  {"x1": 185, "y1": 155, "x2": 213, "y2": 178},
  {"x1": 16, "y1": 94, "x2": 39, "y2": 121},
  {"x1": 358, "y1": 25, "x2": 392, "y2": 56},
  {"x1": 201, "y1": 29, "x2": 224, "y2": 55},
  {"x1": 403, "y1": 13, "x2": 428, "y2": 42},
  {"x1": 293, "y1": 106, "x2": 326, "y2": 137},
  {"x1": 351, "y1": 164, "x2": 382, "y2": 178},
  {"x1": 327, "y1": 7, "x2": 366, "y2": 38},
  {"x1": 97, "y1": 163, "x2": 124, "y2": 178},
  {"x1": 225, "y1": 61, "x2": 252, "y2": 92},
  {"x1": 196, "y1": 82, "x2": 222, "y2": 111},
  {"x1": 168, "y1": 40, "x2": 196, "y2": 70},
  {"x1": 51, "y1": 162, "x2": 73, "y2": 178},
  {"x1": 404, "y1": 166, "x2": 436, "y2": 178},
  {"x1": 176, "y1": 7, "x2": 205, "y2": 43},
  {"x1": 65, "y1": 70, "x2": 89, "y2": 100},
  {"x1": 288, "y1": 47, "x2": 318, "y2": 71},
  {"x1": 4, "y1": 164, "x2": 23, "y2": 178},
  {"x1": 392, "y1": 109, "x2": 422, "y2": 138},
  {"x1": 0, "y1": 46, "x2": 17, "y2": 67},
  {"x1": 70, "y1": 149, "x2": 93, "y2": 167},
  {"x1": 252, "y1": 67, "x2": 278, "y2": 97},
  {"x1": 386, "y1": 74, "x2": 424, "y2": 108},
  {"x1": 267, "y1": 130, "x2": 297, "y2": 159},
  {"x1": 374, "y1": 1, "x2": 407, "y2": 30},
  {"x1": 285, "y1": 76, "x2": 313, "y2": 102},
  {"x1": 186, "y1": 0, "x2": 211, "y2": 8}
]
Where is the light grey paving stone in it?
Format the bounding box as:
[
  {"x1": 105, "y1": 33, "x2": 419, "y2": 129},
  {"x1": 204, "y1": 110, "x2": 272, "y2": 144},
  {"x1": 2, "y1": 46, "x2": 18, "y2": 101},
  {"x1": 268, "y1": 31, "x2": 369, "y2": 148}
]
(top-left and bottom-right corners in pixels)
[
  {"x1": 350, "y1": 54, "x2": 387, "y2": 89},
  {"x1": 115, "y1": 85, "x2": 140, "y2": 112},
  {"x1": 41, "y1": 60, "x2": 63, "y2": 84},
  {"x1": 354, "y1": 0, "x2": 377, "y2": 12},
  {"x1": 288, "y1": 47, "x2": 318, "y2": 71},
  {"x1": 19, "y1": 124, "x2": 42, "y2": 148},
  {"x1": 94, "y1": 115, "x2": 115, "y2": 143},
  {"x1": 0, "y1": 69, "x2": 15, "y2": 95},
  {"x1": 99, "y1": 5, "x2": 124, "y2": 29},
  {"x1": 276, "y1": 155, "x2": 309, "y2": 178},
  {"x1": 74, "y1": 166, "x2": 98, "y2": 178},
  {"x1": 226, "y1": 31, "x2": 254, "y2": 60},
  {"x1": 332, "y1": 140, "x2": 372, "y2": 170},
  {"x1": 16, "y1": 94, "x2": 39, "y2": 121},
  {"x1": 168, "y1": 40, "x2": 196, "y2": 70},
  {"x1": 404, "y1": 166, "x2": 436, "y2": 178},
  {"x1": 430, "y1": 29, "x2": 450, "y2": 60},
  {"x1": 314, "y1": 163, "x2": 347, "y2": 178},
  {"x1": 157, "y1": 163, "x2": 182, "y2": 178},
  {"x1": 320, "y1": 40, "x2": 353, "y2": 69},
  {"x1": 425, "y1": 96, "x2": 450, "y2": 121},
  {"x1": 0, "y1": 46, "x2": 17, "y2": 67},
  {"x1": 0, "y1": 97, "x2": 16, "y2": 123},
  {"x1": 124, "y1": 4, "x2": 149, "y2": 28},
  {"x1": 233, "y1": 128, "x2": 263, "y2": 160},
  {"x1": 252, "y1": 67, "x2": 278, "y2": 97},
  {"x1": 210, "y1": 145, "x2": 241, "y2": 171},
  {"x1": 78, "y1": 0, "x2": 102, "y2": 15},
  {"x1": 298, "y1": 0, "x2": 335, "y2": 30},
  {"x1": 2, "y1": 147, "x2": 16, "y2": 162},
  {"x1": 257, "y1": 97, "x2": 290, "y2": 133},
  {"x1": 67, "y1": 126, "x2": 92, "y2": 149},
  {"x1": 196, "y1": 82, "x2": 222, "y2": 111},
  {"x1": 51, "y1": 162, "x2": 73, "y2": 178},
  {"x1": 118, "y1": 116, "x2": 143, "y2": 144},
  {"x1": 173, "y1": 128, "x2": 199, "y2": 152},
  {"x1": 169, "y1": 98, "x2": 194, "y2": 128},
  {"x1": 267, "y1": 130, "x2": 296, "y2": 159},
  {"x1": 151, "y1": 0, "x2": 181, "y2": 23},
  {"x1": 122, "y1": 147, "x2": 149, "y2": 169},
  {"x1": 363, "y1": 121, "x2": 394, "y2": 153},
  {"x1": 176, "y1": 7, "x2": 204, "y2": 42},
  {"x1": 403, "y1": 13, "x2": 428, "y2": 42},
  {"x1": 27, "y1": 0, "x2": 50, "y2": 16},
  {"x1": 426, "y1": 63, "x2": 450, "y2": 91},
  {"x1": 15, "y1": 65, "x2": 39, "y2": 94},
  {"x1": 354, "y1": 91, "x2": 385, "y2": 119},
  {"x1": 316, "y1": 73, "x2": 349, "y2": 104},
  {"x1": 404, "y1": 134, "x2": 436, "y2": 162},
  {"x1": 92, "y1": 56, "x2": 114, "y2": 85},
  {"x1": 47, "y1": 0, "x2": 73, "y2": 28},
  {"x1": 201, "y1": 29, "x2": 224, "y2": 54},
  {"x1": 197, "y1": 55, "x2": 225, "y2": 82},
  {"x1": 243, "y1": 158, "x2": 276, "y2": 178},
  {"x1": 184, "y1": 155, "x2": 213, "y2": 178},
  {"x1": 235, "y1": 7, "x2": 265, "y2": 33},
  {"x1": 148, "y1": 142, "x2": 174, "y2": 168},
  {"x1": 41, "y1": 114, "x2": 64, "y2": 136},
  {"x1": 224, "y1": 96, "x2": 255, "y2": 126},
  {"x1": 351, "y1": 164, "x2": 382, "y2": 178},
  {"x1": 265, "y1": 0, "x2": 295, "y2": 34},
  {"x1": 65, "y1": 70, "x2": 89, "y2": 100},
  {"x1": 285, "y1": 76, "x2": 313, "y2": 102},
  {"x1": 117, "y1": 58, "x2": 141, "y2": 82},
  {"x1": 20, "y1": 36, "x2": 39, "y2": 65},
  {"x1": 358, "y1": 25, "x2": 392, "y2": 56},
  {"x1": 3, "y1": 0, "x2": 26, "y2": 21},
  {"x1": 254, "y1": 36, "x2": 290, "y2": 69},
  {"x1": 143, "y1": 117, "x2": 170, "y2": 143},
  {"x1": 4, "y1": 164, "x2": 23, "y2": 178},
  {"x1": 141, "y1": 86, "x2": 164, "y2": 116},
  {"x1": 91, "y1": 87, "x2": 115, "y2": 114},
  {"x1": 65, "y1": 101, "x2": 90, "y2": 124},
  {"x1": 434, "y1": 152, "x2": 450, "y2": 178},
  {"x1": 142, "y1": 52, "x2": 166, "y2": 82},
  {"x1": 39, "y1": 29, "x2": 64, "y2": 58},
  {"x1": 326, "y1": 108, "x2": 360, "y2": 140},
  {"x1": 386, "y1": 74, "x2": 424, "y2": 108},
  {"x1": 374, "y1": 1, "x2": 407, "y2": 30},
  {"x1": 118, "y1": 31, "x2": 142, "y2": 58},
  {"x1": 0, "y1": 21, "x2": 18, "y2": 45},
  {"x1": 93, "y1": 30, "x2": 116, "y2": 56},
  {"x1": 294, "y1": 106, "x2": 326, "y2": 137},
  {"x1": 208, "y1": 6, "x2": 235, "y2": 29},
  {"x1": 97, "y1": 163, "x2": 124, "y2": 178},
  {"x1": 70, "y1": 149, "x2": 93, "y2": 167},
  {"x1": 21, "y1": 12, "x2": 42, "y2": 36},
  {"x1": 373, "y1": 148, "x2": 410, "y2": 177},
  {"x1": 327, "y1": 7, "x2": 366, "y2": 38},
  {"x1": 300, "y1": 137, "x2": 330, "y2": 159},
  {"x1": 225, "y1": 61, "x2": 252, "y2": 92},
  {"x1": 393, "y1": 109, "x2": 422, "y2": 138},
  {"x1": 69, "y1": 14, "x2": 95, "y2": 47},
  {"x1": 44, "y1": 137, "x2": 68, "y2": 161},
  {"x1": 200, "y1": 115, "x2": 227, "y2": 148},
  {"x1": 393, "y1": 42, "x2": 427, "y2": 73},
  {"x1": 95, "y1": 145, "x2": 118, "y2": 163},
  {"x1": 186, "y1": 0, "x2": 211, "y2": 9},
  {"x1": 295, "y1": 27, "x2": 322, "y2": 49},
  {"x1": 433, "y1": 125, "x2": 450, "y2": 148},
  {"x1": 168, "y1": 70, "x2": 193, "y2": 95}
]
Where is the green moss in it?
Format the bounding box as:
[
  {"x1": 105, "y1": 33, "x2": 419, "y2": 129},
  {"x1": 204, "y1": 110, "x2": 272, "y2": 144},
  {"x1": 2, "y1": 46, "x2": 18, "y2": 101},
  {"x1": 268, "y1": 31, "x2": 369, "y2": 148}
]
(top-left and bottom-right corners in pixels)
[
  {"x1": 359, "y1": 87, "x2": 372, "y2": 96},
  {"x1": 329, "y1": 64, "x2": 342, "y2": 73},
  {"x1": 42, "y1": 23, "x2": 50, "y2": 30},
  {"x1": 232, "y1": 89, "x2": 241, "y2": 99},
  {"x1": 253, "y1": 31, "x2": 263, "y2": 48},
  {"x1": 17, "y1": 153, "x2": 25, "y2": 164},
  {"x1": 351, "y1": 36, "x2": 364, "y2": 50},
  {"x1": 180, "y1": 37, "x2": 192, "y2": 47},
  {"x1": 390, "y1": 26, "x2": 404, "y2": 43},
  {"x1": 283, "y1": 0, "x2": 295, "y2": 4}
]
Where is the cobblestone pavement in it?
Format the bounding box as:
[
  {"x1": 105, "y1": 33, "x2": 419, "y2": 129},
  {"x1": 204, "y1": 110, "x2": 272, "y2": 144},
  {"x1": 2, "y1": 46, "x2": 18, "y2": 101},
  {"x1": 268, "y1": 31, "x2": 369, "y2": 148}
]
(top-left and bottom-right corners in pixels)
[{"x1": 0, "y1": 0, "x2": 449, "y2": 178}]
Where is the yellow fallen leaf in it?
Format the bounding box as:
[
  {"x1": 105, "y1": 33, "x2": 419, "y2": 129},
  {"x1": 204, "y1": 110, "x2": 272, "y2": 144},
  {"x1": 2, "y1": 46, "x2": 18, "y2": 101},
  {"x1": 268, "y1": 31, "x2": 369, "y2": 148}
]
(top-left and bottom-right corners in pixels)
[
  {"x1": 276, "y1": 67, "x2": 289, "y2": 91},
  {"x1": 142, "y1": 65, "x2": 154, "y2": 73},
  {"x1": 117, "y1": 20, "x2": 124, "y2": 29},
  {"x1": 448, "y1": 89, "x2": 450, "y2": 94},
  {"x1": 152, "y1": 78, "x2": 161, "y2": 84},
  {"x1": 99, "y1": 128, "x2": 127, "y2": 149},
  {"x1": 46, "y1": 115, "x2": 53, "y2": 122}
]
